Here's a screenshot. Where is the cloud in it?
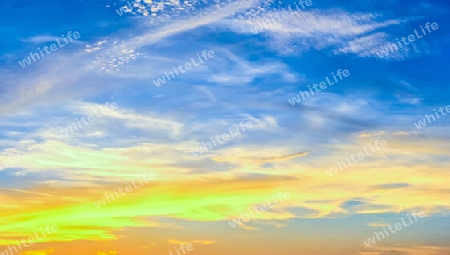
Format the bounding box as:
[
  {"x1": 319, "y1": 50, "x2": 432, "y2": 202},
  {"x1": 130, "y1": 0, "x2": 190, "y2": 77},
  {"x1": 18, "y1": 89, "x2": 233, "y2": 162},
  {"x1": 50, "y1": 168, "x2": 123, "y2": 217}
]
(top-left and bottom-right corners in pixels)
[
  {"x1": 206, "y1": 49, "x2": 296, "y2": 85},
  {"x1": 1, "y1": 1, "x2": 449, "y2": 252},
  {"x1": 0, "y1": 0, "x2": 266, "y2": 115},
  {"x1": 168, "y1": 239, "x2": 216, "y2": 245},
  {"x1": 226, "y1": 7, "x2": 404, "y2": 57},
  {"x1": 254, "y1": 151, "x2": 309, "y2": 163},
  {"x1": 23, "y1": 36, "x2": 63, "y2": 43},
  {"x1": 0, "y1": 188, "x2": 53, "y2": 197},
  {"x1": 360, "y1": 246, "x2": 450, "y2": 255},
  {"x1": 359, "y1": 131, "x2": 386, "y2": 138}
]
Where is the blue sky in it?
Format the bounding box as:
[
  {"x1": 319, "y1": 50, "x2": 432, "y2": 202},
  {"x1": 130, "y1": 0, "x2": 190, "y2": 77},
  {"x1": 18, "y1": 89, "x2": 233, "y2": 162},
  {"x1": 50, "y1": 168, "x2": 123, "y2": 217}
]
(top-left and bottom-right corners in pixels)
[{"x1": 0, "y1": 0, "x2": 450, "y2": 255}]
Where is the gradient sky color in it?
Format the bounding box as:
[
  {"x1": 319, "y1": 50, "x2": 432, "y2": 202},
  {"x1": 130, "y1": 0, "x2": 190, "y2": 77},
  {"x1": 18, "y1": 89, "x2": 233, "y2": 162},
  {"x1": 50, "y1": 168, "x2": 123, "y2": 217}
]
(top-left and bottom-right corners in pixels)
[{"x1": 1, "y1": 0, "x2": 450, "y2": 255}]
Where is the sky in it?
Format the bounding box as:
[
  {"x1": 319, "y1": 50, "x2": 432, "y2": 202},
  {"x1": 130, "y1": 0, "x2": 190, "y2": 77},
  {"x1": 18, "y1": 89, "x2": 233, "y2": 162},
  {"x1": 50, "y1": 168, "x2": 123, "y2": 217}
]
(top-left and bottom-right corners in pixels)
[{"x1": 0, "y1": 0, "x2": 450, "y2": 255}]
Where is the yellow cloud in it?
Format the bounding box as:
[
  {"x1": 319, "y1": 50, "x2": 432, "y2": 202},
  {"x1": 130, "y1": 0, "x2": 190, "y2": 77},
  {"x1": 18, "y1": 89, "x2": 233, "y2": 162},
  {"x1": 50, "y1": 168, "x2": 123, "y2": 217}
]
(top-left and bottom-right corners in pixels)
[{"x1": 168, "y1": 240, "x2": 216, "y2": 245}]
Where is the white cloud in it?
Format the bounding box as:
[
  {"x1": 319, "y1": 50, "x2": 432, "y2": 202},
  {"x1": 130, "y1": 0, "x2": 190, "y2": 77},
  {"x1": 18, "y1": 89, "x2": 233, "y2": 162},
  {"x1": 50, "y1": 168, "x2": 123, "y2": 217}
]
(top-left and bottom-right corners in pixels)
[{"x1": 224, "y1": 8, "x2": 412, "y2": 58}]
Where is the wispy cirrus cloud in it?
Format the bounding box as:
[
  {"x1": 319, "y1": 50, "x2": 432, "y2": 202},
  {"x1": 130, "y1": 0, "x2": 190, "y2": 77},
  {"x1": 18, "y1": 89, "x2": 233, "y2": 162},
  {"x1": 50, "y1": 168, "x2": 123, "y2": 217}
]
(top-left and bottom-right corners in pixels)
[{"x1": 226, "y1": 8, "x2": 404, "y2": 55}]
